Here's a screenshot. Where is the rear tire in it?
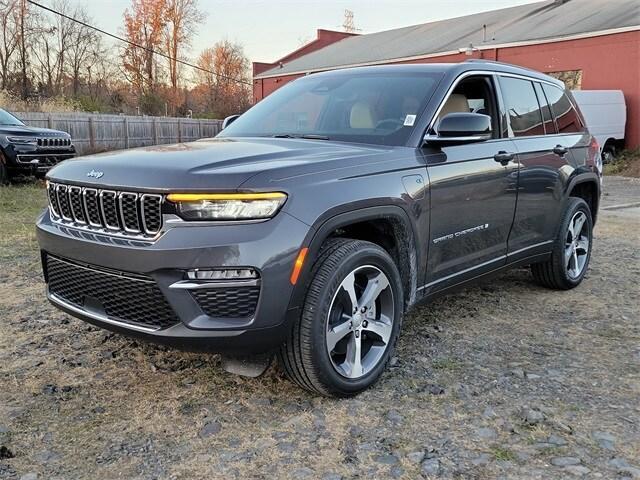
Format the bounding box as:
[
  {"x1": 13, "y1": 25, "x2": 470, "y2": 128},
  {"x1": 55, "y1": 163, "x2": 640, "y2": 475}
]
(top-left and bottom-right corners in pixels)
[
  {"x1": 602, "y1": 145, "x2": 616, "y2": 164},
  {"x1": 531, "y1": 197, "x2": 593, "y2": 290},
  {"x1": 278, "y1": 239, "x2": 404, "y2": 397}
]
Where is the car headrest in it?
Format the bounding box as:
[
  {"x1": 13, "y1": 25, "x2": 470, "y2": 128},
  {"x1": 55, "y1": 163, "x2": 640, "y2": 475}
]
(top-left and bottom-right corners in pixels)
[
  {"x1": 438, "y1": 94, "x2": 470, "y2": 120},
  {"x1": 350, "y1": 102, "x2": 375, "y2": 129}
]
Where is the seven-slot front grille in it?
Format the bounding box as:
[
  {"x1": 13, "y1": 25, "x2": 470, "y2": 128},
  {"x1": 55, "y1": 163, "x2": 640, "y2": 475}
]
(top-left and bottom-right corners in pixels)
[
  {"x1": 37, "y1": 137, "x2": 72, "y2": 147},
  {"x1": 192, "y1": 286, "x2": 260, "y2": 318},
  {"x1": 46, "y1": 255, "x2": 178, "y2": 330},
  {"x1": 47, "y1": 182, "x2": 163, "y2": 238}
]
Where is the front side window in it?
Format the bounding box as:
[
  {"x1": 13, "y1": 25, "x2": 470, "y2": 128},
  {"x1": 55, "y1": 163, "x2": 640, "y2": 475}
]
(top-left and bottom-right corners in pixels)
[
  {"x1": 542, "y1": 84, "x2": 584, "y2": 133},
  {"x1": 499, "y1": 77, "x2": 545, "y2": 137},
  {"x1": 219, "y1": 71, "x2": 442, "y2": 146},
  {"x1": 436, "y1": 75, "x2": 500, "y2": 138},
  {"x1": 0, "y1": 109, "x2": 24, "y2": 126}
]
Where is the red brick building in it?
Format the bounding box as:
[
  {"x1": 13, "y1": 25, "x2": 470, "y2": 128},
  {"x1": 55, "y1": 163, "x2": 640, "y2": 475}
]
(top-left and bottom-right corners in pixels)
[{"x1": 253, "y1": 0, "x2": 640, "y2": 148}]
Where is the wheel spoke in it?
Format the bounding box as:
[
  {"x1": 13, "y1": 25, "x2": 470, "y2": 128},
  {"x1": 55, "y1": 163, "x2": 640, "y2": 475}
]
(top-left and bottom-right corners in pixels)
[
  {"x1": 576, "y1": 238, "x2": 589, "y2": 253},
  {"x1": 344, "y1": 332, "x2": 362, "y2": 378},
  {"x1": 573, "y1": 213, "x2": 586, "y2": 236},
  {"x1": 571, "y1": 250, "x2": 580, "y2": 277},
  {"x1": 341, "y1": 271, "x2": 359, "y2": 312},
  {"x1": 363, "y1": 317, "x2": 392, "y2": 344},
  {"x1": 358, "y1": 272, "x2": 389, "y2": 310},
  {"x1": 567, "y1": 220, "x2": 575, "y2": 241},
  {"x1": 326, "y1": 317, "x2": 352, "y2": 352},
  {"x1": 565, "y1": 245, "x2": 574, "y2": 265}
]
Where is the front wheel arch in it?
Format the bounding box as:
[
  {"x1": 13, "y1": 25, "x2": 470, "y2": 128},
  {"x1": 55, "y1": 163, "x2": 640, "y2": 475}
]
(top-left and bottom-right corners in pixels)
[{"x1": 287, "y1": 205, "x2": 419, "y2": 312}]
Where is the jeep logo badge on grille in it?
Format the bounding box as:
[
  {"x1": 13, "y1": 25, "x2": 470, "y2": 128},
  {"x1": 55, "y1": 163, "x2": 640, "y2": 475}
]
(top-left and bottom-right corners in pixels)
[{"x1": 87, "y1": 170, "x2": 104, "y2": 179}]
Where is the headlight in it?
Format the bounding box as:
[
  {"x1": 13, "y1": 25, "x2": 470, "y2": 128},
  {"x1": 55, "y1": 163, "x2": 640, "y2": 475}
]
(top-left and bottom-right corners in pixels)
[
  {"x1": 167, "y1": 192, "x2": 287, "y2": 221},
  {"x1": 7, "y1": 136, "x2": 38, "y2": 145}
]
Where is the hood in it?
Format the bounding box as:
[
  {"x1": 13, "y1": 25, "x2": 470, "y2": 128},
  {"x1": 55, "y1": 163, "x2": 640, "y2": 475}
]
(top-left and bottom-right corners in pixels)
[
  {"x1": 1, "y1": 125, "x2": 70, "y2": 137},
  {"x1": 47, "y1": 137, "x2": 394, "y2": 191}
]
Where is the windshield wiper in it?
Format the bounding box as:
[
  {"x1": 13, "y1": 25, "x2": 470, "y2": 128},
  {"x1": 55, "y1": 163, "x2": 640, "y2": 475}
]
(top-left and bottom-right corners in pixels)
[{"x1": 272, "y1": 133, "x2": 330, "y2": 140}]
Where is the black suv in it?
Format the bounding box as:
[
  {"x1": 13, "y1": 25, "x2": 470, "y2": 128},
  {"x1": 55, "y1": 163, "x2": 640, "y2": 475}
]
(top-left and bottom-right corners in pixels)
[
  {"x1": 37, "y1": 61, "x2": 601, "y2": 396},
  {"x1": 0, "y1": 108, "x2": 75, "y2": 183}
]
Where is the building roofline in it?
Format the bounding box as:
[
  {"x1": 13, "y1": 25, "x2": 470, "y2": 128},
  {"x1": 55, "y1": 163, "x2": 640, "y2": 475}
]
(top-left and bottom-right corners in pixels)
[
  {"x1": 275, "y1": 29, "x2": 359, "y2": 65},
  {"x1": 255, "y1": 25, "x2": 640, "y2": 79}
]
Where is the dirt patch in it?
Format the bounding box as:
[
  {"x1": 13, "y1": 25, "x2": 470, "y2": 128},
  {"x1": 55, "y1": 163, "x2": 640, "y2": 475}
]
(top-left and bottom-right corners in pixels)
[{"x1": 1, "y1": 183, "x2": 639, "y2": 479}]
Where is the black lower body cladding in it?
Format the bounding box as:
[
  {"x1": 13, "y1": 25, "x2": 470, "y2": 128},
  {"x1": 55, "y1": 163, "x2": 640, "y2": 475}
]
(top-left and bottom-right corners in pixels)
[{"x1": 36, "y1": 208, "x2": 310, "y2": 354}]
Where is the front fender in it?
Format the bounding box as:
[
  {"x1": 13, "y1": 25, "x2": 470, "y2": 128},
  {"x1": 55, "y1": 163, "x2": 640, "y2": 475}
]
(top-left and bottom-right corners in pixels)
[{"x1": 286, "y1": 203, "x2": 420, "y2": 312}]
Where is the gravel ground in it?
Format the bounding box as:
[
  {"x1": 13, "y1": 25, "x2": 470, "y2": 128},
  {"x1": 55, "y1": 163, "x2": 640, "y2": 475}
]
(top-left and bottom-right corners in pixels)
[{"x1": 1, "y1": 177, "x2": 639, "y2": 480}]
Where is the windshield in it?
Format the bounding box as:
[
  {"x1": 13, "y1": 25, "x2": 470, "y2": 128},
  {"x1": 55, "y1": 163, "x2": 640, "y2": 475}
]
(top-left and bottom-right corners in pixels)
[
  {"x1": 0, "y1": 108, "x2": 24, "y2": 126},
  {"x1": 219, "y1": 71, "x2": 442, "y2": 146}
]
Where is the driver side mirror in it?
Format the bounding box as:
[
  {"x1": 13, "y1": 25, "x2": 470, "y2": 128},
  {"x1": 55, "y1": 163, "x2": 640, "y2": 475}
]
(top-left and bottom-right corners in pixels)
[
  {"x1": 424, "y1": 112, "x2": 492, "y2": 145},
  {"x1": 222, "y1": 114, "x2": 240, "y2": 129}
]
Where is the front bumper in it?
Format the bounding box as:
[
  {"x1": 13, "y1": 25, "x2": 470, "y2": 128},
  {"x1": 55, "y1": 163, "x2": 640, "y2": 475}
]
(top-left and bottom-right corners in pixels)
[
  {"x1": 7, "y1": 146, "x2": 75, "y2": 174},
  {"x1": 36, "y1": 209, "x2": 310, "y2": 353}
]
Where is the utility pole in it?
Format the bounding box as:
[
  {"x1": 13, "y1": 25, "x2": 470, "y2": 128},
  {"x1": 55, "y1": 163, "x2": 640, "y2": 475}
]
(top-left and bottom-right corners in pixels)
[{"x1": 343, "y1": 9, "x2": 358, "y2": 33}]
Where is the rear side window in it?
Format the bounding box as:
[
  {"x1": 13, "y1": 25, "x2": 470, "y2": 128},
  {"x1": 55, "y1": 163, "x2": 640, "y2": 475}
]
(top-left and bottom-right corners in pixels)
[
  {"x1": 499, "y1": 77, "x2": 545, "y2": 137},
  {"x1": 534, "y1": 83, "x2": 556, "y2": 134},
  {"x1": 542, "y1": 84, "x2": 584, "y2": 133}
]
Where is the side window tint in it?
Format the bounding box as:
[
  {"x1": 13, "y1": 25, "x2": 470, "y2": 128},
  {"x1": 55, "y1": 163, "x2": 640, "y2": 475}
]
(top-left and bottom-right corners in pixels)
[
  {"x1": 542, "y1": 84, "x2": 584, "y2": 133},
  {"x1": 534, "y1": 83, "x2": 556, "y2": 134},
  {"x1": 499, "y1": 77, "x2": 544, "y2": 137}
]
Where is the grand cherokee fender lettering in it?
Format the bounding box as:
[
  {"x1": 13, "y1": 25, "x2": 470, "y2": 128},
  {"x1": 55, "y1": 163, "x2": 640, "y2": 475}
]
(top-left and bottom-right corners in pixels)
[{"x1": 433, "y1": 224, "x2": 489, "y2": 244}]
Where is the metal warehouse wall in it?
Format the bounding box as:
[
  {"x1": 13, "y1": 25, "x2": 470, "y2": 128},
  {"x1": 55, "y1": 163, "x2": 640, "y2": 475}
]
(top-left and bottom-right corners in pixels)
[{"x1": 253, "y1": 31, "x2": 640, "y2": 148}]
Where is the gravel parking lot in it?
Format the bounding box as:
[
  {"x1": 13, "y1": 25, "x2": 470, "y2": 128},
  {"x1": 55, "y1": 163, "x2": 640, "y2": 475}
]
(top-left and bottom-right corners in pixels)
[{"x1": 1, "y1": 177, "x2": 639, "y2": 480}]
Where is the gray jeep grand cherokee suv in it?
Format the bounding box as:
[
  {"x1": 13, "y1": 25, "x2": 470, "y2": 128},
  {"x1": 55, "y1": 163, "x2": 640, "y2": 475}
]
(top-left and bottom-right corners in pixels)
[{"x1": 37, "y1": 61, "x2": 601, "y2": 396}]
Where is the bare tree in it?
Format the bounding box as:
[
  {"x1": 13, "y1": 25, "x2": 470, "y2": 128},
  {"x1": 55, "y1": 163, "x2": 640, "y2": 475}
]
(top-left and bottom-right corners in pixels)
[
  {"x1": 194, "y1": 40, "x2": 251, "y2": 117},
  {"x1": 0, "y1": 0, "x2": 20, "y2": 90},
  {"x1": 163, "y1": 0, "x2": 205, "y2": 99},
  {"x1": 121, "y1": 0, "x2": 167, "y2": 95},
  {"x1": 67, "y1": 5, "x2": 103, "y2": 96},
  {"x1": 16, "y1": 0, "x2": 32, "y2": 98}
]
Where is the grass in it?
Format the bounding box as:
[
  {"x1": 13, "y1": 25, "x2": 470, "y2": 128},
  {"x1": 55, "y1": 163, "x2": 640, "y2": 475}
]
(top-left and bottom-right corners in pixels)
[
  {"x1": 603, "y1": 148, "x2": 640, "y2": 177},
  {"x1": 431, "y1": 357, "x2": 463, "y2": 371},
  {"x1": 0, "y1": 182, "x2": 47, "y2": 274},
  {"x1": 491, "y1": 447, "x2": 517, "y2": 462}
]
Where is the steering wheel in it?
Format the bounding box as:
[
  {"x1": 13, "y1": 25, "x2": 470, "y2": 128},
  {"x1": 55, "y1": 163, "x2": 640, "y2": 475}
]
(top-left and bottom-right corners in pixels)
[{"x1": 375, "y1": 119, "x2": 405, "y2": 130}]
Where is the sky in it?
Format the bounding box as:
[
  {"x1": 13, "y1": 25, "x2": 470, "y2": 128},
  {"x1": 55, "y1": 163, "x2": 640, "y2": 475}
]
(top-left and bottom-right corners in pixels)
[{"x1": 57, "y1": 0, "x2": 542, "y2": 63}]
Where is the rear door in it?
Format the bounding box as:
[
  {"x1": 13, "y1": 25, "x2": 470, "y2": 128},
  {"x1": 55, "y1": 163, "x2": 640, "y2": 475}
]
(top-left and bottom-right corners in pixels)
[
  {"x1": 498, "y1": 75, "x2": 585, "y2": 260},
  {"x1": 423, "y1": 74, "x2": 518, "y2": 294}
]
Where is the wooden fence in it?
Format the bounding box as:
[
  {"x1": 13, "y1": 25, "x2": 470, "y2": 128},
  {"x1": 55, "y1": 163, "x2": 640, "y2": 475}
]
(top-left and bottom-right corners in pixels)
[{"x1": 14, "y1": 112, "x2": 223, "y2": 155}]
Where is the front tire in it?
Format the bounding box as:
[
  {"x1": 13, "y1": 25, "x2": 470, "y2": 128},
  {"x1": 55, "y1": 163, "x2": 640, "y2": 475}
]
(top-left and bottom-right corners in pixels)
[
  {"x1": 0, "y1": 154, "x2": 9, "y2": 185},
  {"x1": 279, "y1": 239, "x2": 404, "y2": 397},
  {"x1": 531, "y1": 197, "x2": 593, "y2": 290}
]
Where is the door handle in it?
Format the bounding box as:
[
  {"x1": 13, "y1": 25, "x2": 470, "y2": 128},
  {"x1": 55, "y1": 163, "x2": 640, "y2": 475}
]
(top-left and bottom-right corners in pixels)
[
  {"x1": 553, "y1": 145, "x2": 568, "y2": 156},
  {"x1": 494, "y1": 151, "x2": 515, "y2": 165}
]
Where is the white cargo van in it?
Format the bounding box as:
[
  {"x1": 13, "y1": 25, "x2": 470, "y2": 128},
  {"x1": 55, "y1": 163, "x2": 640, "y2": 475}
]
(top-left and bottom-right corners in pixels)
[{"x1": 572, "y1": 90, "x2": 626, "y2": 163}]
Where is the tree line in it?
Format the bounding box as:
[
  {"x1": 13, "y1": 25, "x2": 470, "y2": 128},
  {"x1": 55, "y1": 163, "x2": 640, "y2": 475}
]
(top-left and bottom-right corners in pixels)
[{"x1": 0, "y1": 0, "x2": 252, "y2": 118}]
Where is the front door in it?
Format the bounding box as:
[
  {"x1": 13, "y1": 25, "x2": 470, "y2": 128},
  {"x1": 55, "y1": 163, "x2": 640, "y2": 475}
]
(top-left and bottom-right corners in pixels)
[{"x1": 422, "y1": 74, "x2": 518, "y2": 294}]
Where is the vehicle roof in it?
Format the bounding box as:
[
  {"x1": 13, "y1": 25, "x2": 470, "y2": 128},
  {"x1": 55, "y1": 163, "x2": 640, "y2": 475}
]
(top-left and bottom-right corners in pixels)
[
  {"x1": 256, "y1": 0, "x2": 640, "y2": 79},
  {"x1": 302, "y1": 61, "x2": 565, "y2": 88}
]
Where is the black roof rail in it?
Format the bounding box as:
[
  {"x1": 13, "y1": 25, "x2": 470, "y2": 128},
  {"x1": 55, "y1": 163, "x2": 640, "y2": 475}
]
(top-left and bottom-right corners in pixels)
[{"x1": 463, "y1": 58, "x2": 562, "y2": 84}]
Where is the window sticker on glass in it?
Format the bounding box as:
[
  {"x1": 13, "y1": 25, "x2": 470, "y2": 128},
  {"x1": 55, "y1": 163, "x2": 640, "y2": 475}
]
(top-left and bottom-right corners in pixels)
[{"x1": 403, "y1": 114, "x2": 416, "y2": 126}]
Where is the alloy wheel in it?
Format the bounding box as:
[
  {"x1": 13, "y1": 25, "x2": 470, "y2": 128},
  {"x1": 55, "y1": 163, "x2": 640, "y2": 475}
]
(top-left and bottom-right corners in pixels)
[
  {"x1": 565, "y1": 211, "x2": 590, "y2": 278},
  {"x1": 325, "y1": 265, "x2": 394, "y2": 379}
]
